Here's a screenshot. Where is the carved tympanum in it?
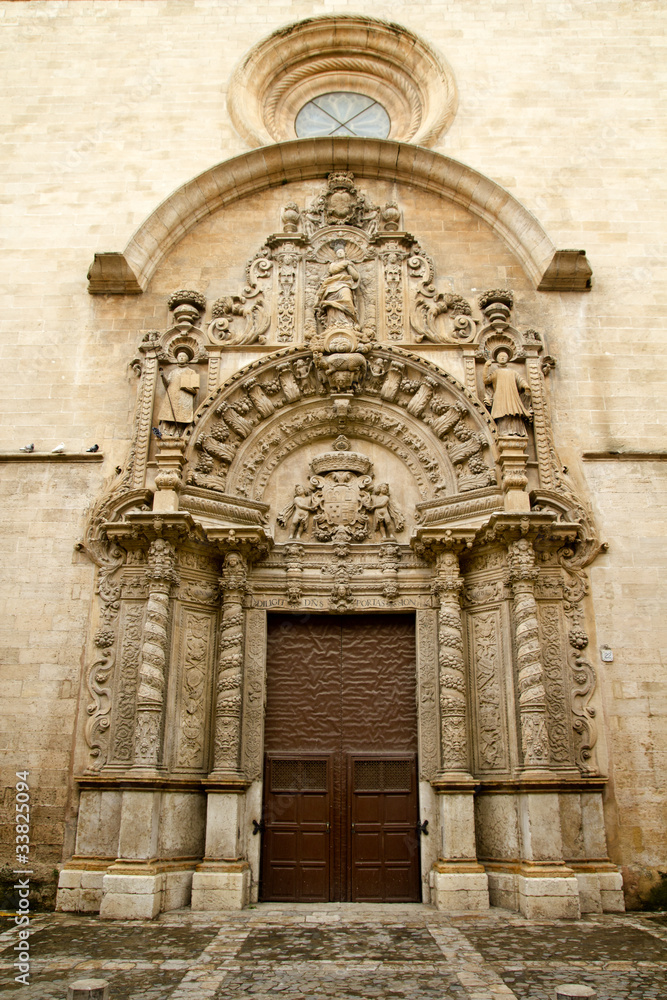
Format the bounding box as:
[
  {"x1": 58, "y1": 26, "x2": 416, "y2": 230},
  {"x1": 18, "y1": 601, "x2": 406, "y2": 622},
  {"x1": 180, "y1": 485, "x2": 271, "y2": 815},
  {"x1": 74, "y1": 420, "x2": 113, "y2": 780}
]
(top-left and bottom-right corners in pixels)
[{"x1": 277, "y1": 438, "x2": 404, "y2": 543}]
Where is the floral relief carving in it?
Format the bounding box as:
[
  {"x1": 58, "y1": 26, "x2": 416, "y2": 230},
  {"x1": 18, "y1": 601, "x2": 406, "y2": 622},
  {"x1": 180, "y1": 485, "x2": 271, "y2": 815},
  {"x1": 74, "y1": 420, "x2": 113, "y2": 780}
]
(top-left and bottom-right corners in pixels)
[
  {"x1": 242, "y1": 609, "x2": 267, "y2": 781},
  {"x1": 538, "y1": 602, "x2": 575, "y2": 767},
  {"x1": 84, "y1": 541, "x2": 124, "y2": 769},
  {"x1": 416, "y1": 610, "x2": 440, "y2": 781},
  {"x1": 470, "y1": 611, "x2": 508, "y2": 771},
  {"x1": 176, "y1": 611, "x2": 213, "y2": 770},
  {"x1": 562, "y1": 561, "x2": 599, "y2": 773},
  {"x1": 110, "y1": 602, "x2": 144, "y2": 763}
]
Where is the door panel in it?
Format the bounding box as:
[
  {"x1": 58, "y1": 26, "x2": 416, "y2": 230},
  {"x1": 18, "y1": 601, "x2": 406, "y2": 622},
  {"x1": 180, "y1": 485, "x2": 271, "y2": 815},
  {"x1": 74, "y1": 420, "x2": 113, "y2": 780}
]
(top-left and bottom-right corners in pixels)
[
  {"x1": 261, "y1": 614, "x2": 420, "y2": 902},
  {"x1": 349, "y1": 755, "x2": 420, "y2": 904},
  {"x1": 261, "y1": 755, "x2": 332, "y2": 902}
]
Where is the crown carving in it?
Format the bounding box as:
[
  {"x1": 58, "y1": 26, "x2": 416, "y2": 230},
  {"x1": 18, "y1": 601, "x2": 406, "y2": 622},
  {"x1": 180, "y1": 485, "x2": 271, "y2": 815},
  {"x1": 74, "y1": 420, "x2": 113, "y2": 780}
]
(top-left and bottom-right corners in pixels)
[
  {"x1": 327, "y1": 170, "x2": 356, "y2": 192},
  {"x1": 310, "y1": 451, "x2": 371, "y2": 476}
]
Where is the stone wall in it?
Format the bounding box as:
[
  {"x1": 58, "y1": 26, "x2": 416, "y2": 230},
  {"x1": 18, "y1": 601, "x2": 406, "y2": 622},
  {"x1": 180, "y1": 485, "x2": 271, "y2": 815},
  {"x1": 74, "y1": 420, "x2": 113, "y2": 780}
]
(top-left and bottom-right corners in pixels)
[{"x1": 0, "y1": 0, "x2": 665, "y2": 908}]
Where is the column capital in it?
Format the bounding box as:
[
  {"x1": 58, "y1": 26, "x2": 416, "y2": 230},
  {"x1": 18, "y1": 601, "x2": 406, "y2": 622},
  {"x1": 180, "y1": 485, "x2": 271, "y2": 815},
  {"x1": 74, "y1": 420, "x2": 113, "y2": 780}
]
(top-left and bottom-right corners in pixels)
[
  {"x1": 206, "y1": 527, "x2": 273, "y2": 567},
  {"x1": 411, "y1": 527, "x2": 476, "y2": 563}
]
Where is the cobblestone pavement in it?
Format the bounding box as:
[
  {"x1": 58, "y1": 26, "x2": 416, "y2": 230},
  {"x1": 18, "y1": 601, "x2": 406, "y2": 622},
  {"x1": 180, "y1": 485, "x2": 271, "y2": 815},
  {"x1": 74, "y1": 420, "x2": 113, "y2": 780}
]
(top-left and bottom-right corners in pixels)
[{"x1": 0, "y1": 905, "x2": 665, "y2": 1000}]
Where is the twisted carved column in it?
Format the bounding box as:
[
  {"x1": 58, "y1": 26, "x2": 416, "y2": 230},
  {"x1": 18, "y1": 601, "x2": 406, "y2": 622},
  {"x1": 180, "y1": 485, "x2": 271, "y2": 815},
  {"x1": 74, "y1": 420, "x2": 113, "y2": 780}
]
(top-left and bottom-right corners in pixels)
[
  {"x1": 433, "y1": 548, "x2": 471, "y2": 776},
  {"x1": 134, "y1": 538, "x2": 179, "y2": 767},
  {"x1": 507, "y1": 537, "x2": 549, "y2": 769},
  {"x1": 211, "y1": 551, "x2": 248, "y2": 777}
]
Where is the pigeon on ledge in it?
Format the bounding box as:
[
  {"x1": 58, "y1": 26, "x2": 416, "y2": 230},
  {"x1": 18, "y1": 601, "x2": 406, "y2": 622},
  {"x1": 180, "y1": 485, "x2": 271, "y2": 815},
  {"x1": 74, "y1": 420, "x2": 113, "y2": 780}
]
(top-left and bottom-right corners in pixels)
[
  {"x1": 52, "y1": 443, "x2": 65, "y2": 454},
  {"x1": 19, "y1": 444, "x2": 35, "y2": 453},
  {"x1": 86, "y1": 444, "x2": 99, "y2": 452}
]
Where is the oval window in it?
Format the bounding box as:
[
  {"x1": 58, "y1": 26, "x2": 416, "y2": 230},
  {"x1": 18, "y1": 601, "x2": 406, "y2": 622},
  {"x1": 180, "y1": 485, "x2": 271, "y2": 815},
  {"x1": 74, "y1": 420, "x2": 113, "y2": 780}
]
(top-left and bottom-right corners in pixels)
[{"x1": 295, "y1": 92, "x2": 391, "y2": 139}]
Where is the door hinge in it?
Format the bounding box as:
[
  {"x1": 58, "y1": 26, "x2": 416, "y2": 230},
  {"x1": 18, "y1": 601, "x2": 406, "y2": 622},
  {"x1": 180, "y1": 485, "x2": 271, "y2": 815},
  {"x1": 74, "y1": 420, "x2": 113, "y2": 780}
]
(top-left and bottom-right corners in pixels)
[
  {"x1": 252, "y1": 819, "x2": 264, "y2": 835},
  {"x1": 417, "y1": 819, "x2": 429, "y2": 836}
]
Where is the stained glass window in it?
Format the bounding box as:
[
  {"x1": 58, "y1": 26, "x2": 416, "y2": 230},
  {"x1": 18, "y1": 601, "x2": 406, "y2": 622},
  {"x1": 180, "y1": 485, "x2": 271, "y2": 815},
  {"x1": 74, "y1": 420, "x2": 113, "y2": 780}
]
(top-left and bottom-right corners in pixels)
[{"x1": 295, "y1": 92, "x2": 390, "y2": 139}]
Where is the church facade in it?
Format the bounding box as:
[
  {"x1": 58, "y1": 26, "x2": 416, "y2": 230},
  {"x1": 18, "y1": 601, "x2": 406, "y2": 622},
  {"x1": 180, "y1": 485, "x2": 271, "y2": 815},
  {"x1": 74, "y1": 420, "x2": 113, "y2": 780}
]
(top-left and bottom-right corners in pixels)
[{"x1": 1, "y1": 2, "x2": 665, "y2": 919}]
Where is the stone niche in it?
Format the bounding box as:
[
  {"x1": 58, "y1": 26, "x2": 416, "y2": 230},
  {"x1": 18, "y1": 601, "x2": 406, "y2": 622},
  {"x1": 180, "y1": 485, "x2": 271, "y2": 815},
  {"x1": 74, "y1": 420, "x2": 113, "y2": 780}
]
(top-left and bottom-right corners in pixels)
[{"x1": 58, "y1": 169, "x2": 623, "y2": 920}]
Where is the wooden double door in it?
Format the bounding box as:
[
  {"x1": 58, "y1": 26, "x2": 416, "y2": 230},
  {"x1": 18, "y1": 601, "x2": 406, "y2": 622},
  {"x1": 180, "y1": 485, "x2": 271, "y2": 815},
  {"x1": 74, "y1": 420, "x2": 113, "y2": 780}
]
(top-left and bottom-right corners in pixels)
[{"x1": 260, "y1": 614, "x2": 421, "y2": 903}]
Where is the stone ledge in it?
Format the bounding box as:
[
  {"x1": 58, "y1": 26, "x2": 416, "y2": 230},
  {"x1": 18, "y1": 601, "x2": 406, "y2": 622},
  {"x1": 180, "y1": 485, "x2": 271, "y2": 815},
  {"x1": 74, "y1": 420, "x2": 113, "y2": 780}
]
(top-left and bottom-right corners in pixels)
[{"x1": 0, "y1": 452, "x2": 104, "y2": 463}]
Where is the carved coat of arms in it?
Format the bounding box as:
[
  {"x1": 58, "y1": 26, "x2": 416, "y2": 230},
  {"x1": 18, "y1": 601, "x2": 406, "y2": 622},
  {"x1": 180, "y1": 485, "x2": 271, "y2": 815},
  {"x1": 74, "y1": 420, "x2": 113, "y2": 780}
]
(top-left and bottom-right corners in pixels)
[{"x1": 277, "y1": 438, "x2": 404, "y2": 543}]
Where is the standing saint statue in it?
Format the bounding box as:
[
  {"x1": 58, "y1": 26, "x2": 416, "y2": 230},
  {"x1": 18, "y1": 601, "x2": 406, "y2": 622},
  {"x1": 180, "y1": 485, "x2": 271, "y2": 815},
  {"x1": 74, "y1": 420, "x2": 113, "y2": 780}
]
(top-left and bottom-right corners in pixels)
[
  {"x1": 315, "y1": 247, "x2": 360, "y2": 329},
  {"x1": 483, "y1": 348, "x2": 532, "y2": 436},
  {"x1": 158, "y1": 350, "x2": 200, "y2": 436}
]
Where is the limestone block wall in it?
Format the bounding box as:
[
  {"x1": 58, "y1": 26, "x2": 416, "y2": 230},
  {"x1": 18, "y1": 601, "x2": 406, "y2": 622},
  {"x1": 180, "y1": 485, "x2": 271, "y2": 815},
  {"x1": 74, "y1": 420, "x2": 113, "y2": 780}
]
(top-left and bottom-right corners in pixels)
[{"x1": 0, "y1": 0, "x2": 665, "y2": 907}]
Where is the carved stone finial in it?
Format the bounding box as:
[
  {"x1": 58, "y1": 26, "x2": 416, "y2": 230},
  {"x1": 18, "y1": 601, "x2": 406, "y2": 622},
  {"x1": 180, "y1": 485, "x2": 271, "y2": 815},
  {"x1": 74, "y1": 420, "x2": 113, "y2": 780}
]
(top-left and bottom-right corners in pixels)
[
  {"x1": 168, "y1": 289, "x2": 206, "y2": 314},
  {"x1": 281, "y1": 202, "x2": 300, "y2": 233},
  {"x1": 478, "y1": 288, "x2": 514, "y2": 313}
]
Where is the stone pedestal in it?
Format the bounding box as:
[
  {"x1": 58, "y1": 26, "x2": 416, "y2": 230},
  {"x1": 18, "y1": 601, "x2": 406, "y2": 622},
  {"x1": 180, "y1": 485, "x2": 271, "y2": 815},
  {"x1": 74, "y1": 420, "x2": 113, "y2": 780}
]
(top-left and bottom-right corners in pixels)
[
  {"x1": 56, "y1": 864, "x2": 108, "y2": 913},
  {"x1": 515, "y1": 791, "x2": 580, "y2": 918},
  {"x1": 516, "y1": 863, "x2": 581, "y2": 919},
  {"x1": 191, "y1": 789, "x2": 250, "y2": 911},
  {"x1": 191, "y1": 861, "x2": 251, "y2": 910},
  {"x1": 431, "y1": 790, "x2": 489, "y2": 911},
  {"x1": 99, "y1": 865, "x2": 165, "y2": 920}
]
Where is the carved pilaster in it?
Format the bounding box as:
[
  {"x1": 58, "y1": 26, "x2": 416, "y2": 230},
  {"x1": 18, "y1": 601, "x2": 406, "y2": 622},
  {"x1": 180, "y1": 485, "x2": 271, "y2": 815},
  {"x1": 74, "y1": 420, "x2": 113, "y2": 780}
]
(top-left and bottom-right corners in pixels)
[
  {"x1": 134, "y1": 538, "x2": 179, "y2": 767},
  {"x1": 154, "y1": 438, "x2": 186, "y2": 513},
  {"x1": 131, "y1": 338, "x2": 159, "y2": 489},
  {"x1": 525, "y1": 354, "x2": 555, "y2": 489},
  {"x1": 498, "y1": 434, "x2": 530, "y2": 512},
  {"x1": 507, "y1": 536, "x2": 549, "y2": 770},
  {"x1": 211, "y1": 551, "x2": 248, "y2": 778}
]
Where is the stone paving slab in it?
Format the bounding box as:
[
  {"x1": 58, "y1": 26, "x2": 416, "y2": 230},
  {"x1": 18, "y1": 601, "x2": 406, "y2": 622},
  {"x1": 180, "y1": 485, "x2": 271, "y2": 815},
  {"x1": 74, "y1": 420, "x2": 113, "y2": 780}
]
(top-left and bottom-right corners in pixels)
[{"x1": 0, "y1": 905, "x2": 665, "y2": 1000}]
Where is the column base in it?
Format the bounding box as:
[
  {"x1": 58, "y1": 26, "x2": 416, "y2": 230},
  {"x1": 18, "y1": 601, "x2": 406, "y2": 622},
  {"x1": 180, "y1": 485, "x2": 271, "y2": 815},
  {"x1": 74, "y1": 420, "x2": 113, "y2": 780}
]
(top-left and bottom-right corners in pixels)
[
  {"x1": 430, "y1": 861, "x2": 490, "y2": 912},
  {"x1": 190, "y1": 860, "x2": 251, "y2": 911},
  {"x1": 56, "y1": 860, "x2": 112, "y2": 914},
  {"x1": 568, "y1": 863, "x2": 625, "y2": 913},
  {"x1": 97, "y1": 862, "x2": 196, "y2": 920},
  {"x1": 517, "y1": 864, "x2": 581, "y2": 919}
]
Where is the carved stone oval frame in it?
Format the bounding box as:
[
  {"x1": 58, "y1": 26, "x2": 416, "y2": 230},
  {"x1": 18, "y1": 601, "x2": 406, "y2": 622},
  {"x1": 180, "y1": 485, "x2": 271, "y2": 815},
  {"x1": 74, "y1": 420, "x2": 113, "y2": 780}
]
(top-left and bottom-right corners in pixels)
[{"x1": 227, "y1": 15, "x2": 458, "y2": 148}]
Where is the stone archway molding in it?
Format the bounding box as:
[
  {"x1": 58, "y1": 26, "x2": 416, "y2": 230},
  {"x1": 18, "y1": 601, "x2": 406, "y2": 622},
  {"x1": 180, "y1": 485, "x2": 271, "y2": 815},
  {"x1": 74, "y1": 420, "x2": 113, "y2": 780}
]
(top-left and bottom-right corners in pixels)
[{"x1": 87, "y1": 139, "x2": 592, "y2": 296}]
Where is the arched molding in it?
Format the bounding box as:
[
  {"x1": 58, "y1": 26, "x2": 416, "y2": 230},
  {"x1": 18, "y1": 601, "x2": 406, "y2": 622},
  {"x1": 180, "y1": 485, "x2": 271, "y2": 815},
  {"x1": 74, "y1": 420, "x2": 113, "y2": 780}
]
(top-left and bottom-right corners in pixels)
[
  {"x1": 87, "y1": 139, "x2": 592, "y2": 296},
  {"x1": 181, "y1": 345, "x2": 499, "y2": 514}
]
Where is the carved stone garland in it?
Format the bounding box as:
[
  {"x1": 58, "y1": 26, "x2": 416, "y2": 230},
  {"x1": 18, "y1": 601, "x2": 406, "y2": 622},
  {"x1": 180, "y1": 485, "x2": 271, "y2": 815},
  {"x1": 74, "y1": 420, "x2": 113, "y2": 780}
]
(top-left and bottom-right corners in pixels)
[
  {"x1": 133, "y1": 538, "x2": 179, "y2": 767},
  {"x1": 507, "y1": 537, "x2": 549, "y2": 769}
]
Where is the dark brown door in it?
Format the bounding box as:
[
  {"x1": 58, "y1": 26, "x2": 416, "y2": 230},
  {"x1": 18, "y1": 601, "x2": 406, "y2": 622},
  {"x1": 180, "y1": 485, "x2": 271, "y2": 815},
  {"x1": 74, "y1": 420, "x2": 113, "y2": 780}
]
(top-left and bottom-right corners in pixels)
[
  {"x1": 349, "y1": 755, "x2": 420, "y2": 903},
  {"x1": 261, "y1": 614, "x2": 420, "y2": 903},
  {"x1": 261, "y1": 755, "x2": 332, "y2": 902}
]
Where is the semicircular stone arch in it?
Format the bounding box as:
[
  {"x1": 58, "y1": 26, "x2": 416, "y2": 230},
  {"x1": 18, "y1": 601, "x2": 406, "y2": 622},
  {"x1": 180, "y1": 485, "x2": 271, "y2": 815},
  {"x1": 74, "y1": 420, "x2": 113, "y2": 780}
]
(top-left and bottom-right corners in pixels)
[
  {"x1": 184, "y1": 346, "x2": 501, "y2": 536},
  {"x1": 88, "y1": 139, "x2": 591, "y2": 297}
]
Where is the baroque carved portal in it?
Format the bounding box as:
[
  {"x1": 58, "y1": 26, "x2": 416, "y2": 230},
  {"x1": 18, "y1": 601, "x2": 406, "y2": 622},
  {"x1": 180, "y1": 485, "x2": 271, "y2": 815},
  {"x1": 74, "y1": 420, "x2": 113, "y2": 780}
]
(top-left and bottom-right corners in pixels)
[{"x1": 64, "y1": 168, "x2": 620, "y2": 921}]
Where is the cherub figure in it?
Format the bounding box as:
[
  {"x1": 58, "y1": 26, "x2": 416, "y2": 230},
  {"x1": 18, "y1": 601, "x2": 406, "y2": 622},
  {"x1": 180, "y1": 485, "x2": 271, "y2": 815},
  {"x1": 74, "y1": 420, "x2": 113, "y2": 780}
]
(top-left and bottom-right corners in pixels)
[
  {"x1": 369, "y1": 483, "x2": 405, "y2": 539},
  {"x1": 277, "y1": 485, "x2": 317, "y2": 539}
]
